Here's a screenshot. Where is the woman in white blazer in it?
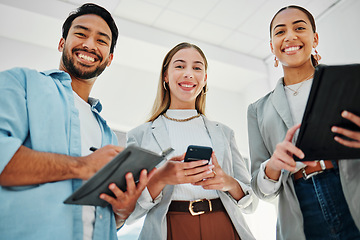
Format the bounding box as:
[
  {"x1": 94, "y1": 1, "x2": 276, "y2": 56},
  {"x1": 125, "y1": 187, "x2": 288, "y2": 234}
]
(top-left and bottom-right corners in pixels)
[
  {"x1": 126, "y1": 42, "x2": 258, "y2": 240},
  {"x1": 248, "y1": 5, "x2": 360, "y2": 240}
]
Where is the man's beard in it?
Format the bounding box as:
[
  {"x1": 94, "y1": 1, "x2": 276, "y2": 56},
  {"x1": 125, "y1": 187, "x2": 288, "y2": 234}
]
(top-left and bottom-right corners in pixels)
[{"x1": 62, "y1": 47, "x2": 108, "y2": 79}]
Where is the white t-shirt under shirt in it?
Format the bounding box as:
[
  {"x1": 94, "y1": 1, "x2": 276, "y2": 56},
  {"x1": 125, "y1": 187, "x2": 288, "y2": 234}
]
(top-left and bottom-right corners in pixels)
[
  {"x1": 73, "y1": 91, "x2": 102, "y2": 240},
  {"x1": 163, "y1": 109, "x2": 219, "y2": 201}
]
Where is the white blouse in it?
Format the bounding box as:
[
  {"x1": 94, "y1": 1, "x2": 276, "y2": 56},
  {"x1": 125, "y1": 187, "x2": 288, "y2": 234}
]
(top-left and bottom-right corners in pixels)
[{"x1": 163, "y1": 109, "x2": 219, "y2": 201}]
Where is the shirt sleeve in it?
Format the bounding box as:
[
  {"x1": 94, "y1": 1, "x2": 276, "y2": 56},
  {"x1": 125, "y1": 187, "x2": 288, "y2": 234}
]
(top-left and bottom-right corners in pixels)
[
  {"x1": 137, "y1": 187, "x2": 162, "y2": 209},
  {"x1": 0, "y1": 68, "x2": 28, "y2": 174},
  {"x1": 257, "y1": 160, "x2": 283, "y2": 195},
  {"x1": 125, "y1": 187, "x2": 162, "y2": 224},
  {"x1": 226, "y1": 180, "x2": 256, "y2": 210},
  {"x1": 228, "y1": 128, "x2": 258, "y2": 213}
]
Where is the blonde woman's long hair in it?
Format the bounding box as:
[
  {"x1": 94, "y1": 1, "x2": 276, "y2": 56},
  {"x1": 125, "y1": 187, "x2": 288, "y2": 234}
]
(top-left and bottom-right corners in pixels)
[{"x1": 147, "y1": 42, "x2": 208, "y2": 122}]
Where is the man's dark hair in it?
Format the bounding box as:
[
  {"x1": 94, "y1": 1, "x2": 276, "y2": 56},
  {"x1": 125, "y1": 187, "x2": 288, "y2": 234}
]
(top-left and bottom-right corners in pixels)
[{"x1": 62, "y1": 3, "x2": 119, "y2": 53}]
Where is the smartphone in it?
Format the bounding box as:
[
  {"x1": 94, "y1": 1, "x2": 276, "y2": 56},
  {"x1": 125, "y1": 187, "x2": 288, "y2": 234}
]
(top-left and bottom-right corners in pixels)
[{"x1": 184, "y1": 145, "x2": 213, "y2": 164}]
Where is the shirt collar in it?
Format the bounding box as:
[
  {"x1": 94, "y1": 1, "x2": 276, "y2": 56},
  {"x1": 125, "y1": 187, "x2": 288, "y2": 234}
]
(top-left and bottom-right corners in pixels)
[
  {"x1": 41, "y1": 70, "x2": 102, "y2": 113},
  {"x1": 42, "y1": 70, "x2": 102, "y2": 112},
  {"x1": 88, "y1": 97, "x2": 102, "y2": 113},
  {"x1": 41, "y1": 69, "x2": 71, "y2": 81}
]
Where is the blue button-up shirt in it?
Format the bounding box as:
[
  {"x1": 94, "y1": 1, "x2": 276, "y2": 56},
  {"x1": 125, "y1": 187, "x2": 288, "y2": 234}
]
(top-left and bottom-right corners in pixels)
[{"x1": 0, "y1": 68, "x2": 118, "y2": 240}]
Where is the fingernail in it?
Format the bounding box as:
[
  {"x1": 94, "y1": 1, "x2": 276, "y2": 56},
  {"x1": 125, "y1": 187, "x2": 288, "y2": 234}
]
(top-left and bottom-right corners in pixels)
[
  {"x1": 109, "y1": 183, "x2": 115, "y2": 190},
  {"x1": 342, "y1": 111, "x2": 348, "y2": 117},
  {"x1": 100, "y1": 194, "x2": 105, "y2": 199},
  {"x1": 208, "y1": 165, "x2": 214, "y2": 169},
  {"x1": 331, "y1": 126, "x2": 337, "y2": 132},
  {"x1": 202, "y1": 160, "x2": 209, "y2": 164}
]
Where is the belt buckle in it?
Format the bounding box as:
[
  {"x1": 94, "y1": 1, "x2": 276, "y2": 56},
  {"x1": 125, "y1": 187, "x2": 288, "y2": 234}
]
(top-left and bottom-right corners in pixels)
[
  {"x1": 188, "y1": 199, "x2": 212, "y2": 216},
  {"x1": 302, "y1": 160, "x2": 326, "y2": 180},
  {"x1": 302, "y1": 169, "x2": 322, "y2": 180}
]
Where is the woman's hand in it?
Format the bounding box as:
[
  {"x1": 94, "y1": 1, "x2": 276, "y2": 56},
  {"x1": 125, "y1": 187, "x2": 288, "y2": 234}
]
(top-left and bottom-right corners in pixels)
[
  {"x1": 194, "y1": 152, "x2": 236, "y2": 191},
  {"x1": 332, "y1": 111, "x2": 360, "y2": 148},
  {"x1": 265, "y1": 124, "x2": 316, "y2": 181},
  {"x1": 157, "y1": 154, "x2": 214, "y2": 185},
  {"x1": 146, "y1": 154, "x2": 214, "y2": 199},
  {"x1": 194, "y1": 152, "x2": 245, "y2": 200}
]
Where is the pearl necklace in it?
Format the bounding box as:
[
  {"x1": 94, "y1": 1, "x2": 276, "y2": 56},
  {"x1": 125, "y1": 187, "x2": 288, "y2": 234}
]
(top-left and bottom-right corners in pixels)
[
  {"x1": 284, "y1": 73, "x2": 314, "y2": 96},
  {"x1": 163, "y1": 112, "x2": 201, "y2": 122}
]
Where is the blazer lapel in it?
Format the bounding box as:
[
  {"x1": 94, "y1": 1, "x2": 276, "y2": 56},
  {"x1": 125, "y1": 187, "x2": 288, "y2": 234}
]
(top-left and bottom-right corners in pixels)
[
  {"x1": 271, "y1": 79, "x2": 295, "y2": 181},
  {"x1": 202, "y1": 116, "x2": 225, "y2": 166},
  {"x1": 151, "y1": 117, "x2": 175, "y2": 198},
  {"x1": 271, "y1": 78, "x2": 294, "y2": 129},
  {"x1": 151, "y1": 116, "x2": 172, "y2": 153}
]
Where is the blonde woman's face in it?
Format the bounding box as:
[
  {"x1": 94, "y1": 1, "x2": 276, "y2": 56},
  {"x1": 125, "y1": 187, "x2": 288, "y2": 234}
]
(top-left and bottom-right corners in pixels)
[{"x1": 165, "y1": 48, "x2": 207, "y2": 109}]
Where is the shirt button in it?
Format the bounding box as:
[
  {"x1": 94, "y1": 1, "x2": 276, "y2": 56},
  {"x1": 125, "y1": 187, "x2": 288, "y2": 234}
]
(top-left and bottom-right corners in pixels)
[{"x1": 99, "y1": 214, "x2": 103, "y2": 219}]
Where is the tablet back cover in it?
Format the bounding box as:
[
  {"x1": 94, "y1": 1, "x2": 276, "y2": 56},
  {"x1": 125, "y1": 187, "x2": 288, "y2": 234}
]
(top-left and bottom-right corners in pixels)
[
  {"x1": 64, "y1": 145, "x2": 166, "y2": 207},
  {"x1": 295, "y1": 64, "x2": 360, "y2": 161}
]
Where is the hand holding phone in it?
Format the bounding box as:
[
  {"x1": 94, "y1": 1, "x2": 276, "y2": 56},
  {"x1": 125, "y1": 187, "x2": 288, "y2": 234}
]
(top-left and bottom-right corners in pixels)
[{"x1": 184, "y1": 145, "x2": 212, "y2": 164}]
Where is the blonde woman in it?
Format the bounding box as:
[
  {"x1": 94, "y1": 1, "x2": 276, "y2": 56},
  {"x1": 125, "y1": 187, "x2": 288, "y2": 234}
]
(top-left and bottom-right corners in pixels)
[{"x1": 126, "y1": 42, "x2": 258, "y2": 240}]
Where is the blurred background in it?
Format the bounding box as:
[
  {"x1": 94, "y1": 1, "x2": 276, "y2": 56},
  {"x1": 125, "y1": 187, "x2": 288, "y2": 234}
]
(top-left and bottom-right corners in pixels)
[{"x1": 0, "y1": 0, "x2": 359, "y2": 239}]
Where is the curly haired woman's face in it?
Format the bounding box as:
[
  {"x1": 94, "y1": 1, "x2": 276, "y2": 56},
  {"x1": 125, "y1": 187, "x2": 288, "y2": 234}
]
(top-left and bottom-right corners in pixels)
[{"x1": 270, "y1": 8, "x2": 318, "y2": 68}]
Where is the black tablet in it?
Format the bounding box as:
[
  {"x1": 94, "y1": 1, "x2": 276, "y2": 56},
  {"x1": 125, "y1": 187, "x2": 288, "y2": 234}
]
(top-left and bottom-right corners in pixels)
[
  {"x1": 295, "y1": 64, "x2": 360, "y2": 161},
  {"x1": 64, "y1": 145, "x2": 173, "y2": 207}
]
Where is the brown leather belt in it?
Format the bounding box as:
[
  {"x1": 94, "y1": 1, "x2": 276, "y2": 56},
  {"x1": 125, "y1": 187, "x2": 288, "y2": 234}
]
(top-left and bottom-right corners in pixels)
[
  {"x1": 293, "y1": 160, "x2": 337, "y2": 181},
  {"x1": 168, "y1": 198, "x2": 224, "y2": 216}
]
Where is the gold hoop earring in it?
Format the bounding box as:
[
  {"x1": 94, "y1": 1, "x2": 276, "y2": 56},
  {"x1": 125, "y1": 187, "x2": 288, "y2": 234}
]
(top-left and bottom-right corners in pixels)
[
  {"x1": 314, "y1": 49, "x2": 322, "y2": 61},
  {"x1": 274, "y1": 56, "x2": 279, "y2": 67},
  {"x1": 163, "y1": 81, "x2": 167, "y2": 91}
]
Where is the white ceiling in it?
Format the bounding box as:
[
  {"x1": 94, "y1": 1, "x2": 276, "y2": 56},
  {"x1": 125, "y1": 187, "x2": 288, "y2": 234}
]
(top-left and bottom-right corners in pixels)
[
  {"x1": 109, "y1": 0, "x2": 339, "y2": 59},
  {"x1": 0, "y1": 0, "x2": 341, "y2": 92}
]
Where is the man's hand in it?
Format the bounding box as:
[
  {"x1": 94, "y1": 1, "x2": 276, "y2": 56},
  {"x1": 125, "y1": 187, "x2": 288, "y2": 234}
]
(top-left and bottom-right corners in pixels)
[
  {"x1": 99, "y1": 168, "x2": 155, "y2": 228},
  {"x1": 77, "y1": 145, "x2": 123, "y2": 180},
  {"x1": 0, "y1": 145, "x2": 123, "y2": 186}
]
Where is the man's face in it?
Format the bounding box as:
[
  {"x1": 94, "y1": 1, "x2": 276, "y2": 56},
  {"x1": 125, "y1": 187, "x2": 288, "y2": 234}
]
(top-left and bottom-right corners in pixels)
[{"x1": 58, "y1": 14, "x2": 113, "y2": 79}]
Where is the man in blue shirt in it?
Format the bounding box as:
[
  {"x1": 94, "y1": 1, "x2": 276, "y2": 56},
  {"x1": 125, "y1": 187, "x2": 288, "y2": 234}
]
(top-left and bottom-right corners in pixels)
[{"x1": 0, "y1": 3, "x2": 151, "y2": 240}]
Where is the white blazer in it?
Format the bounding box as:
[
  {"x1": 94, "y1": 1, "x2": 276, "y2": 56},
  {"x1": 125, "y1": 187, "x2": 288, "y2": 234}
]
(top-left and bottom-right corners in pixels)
[{"x1": 126, "y1": 115, "x2": 258, "y2": 240}]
